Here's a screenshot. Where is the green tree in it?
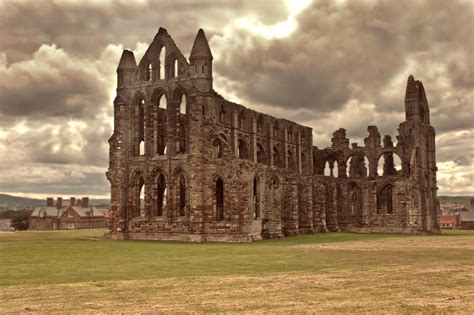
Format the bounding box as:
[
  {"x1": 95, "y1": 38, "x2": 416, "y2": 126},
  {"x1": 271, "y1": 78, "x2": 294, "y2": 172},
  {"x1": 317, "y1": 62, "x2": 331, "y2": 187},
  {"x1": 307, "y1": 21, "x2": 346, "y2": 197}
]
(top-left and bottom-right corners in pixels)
[{"x1": 10, "y1": 210, "x2": 31, "y2": 231}]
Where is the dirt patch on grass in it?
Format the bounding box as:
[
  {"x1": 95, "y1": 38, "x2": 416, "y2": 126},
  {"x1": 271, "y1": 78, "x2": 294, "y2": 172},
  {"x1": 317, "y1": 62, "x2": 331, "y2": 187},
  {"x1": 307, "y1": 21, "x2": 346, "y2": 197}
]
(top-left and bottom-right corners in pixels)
[
  {"x1": 294, "y1": 235, "x2": 474, "y2": 252},
  {"x1": 3, "y1": 267, "x2": 473, "y2": 314}
]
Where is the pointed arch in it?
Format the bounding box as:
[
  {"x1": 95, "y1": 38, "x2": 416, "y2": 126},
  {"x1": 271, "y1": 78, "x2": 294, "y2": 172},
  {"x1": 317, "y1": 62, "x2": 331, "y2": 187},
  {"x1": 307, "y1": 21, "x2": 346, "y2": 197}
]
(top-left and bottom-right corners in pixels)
[
  {"x1": 219, "y1": 103, "x2": 226, "y2": 124},
  {"x1": 377, "y1": 183, "x2": 394, "y2": 214},
  {"x1": 377, "y1": 151, "x2": 402, "y2": 176},
  {"x1": 253, "y1": 175, "x2": 260, "y2": 220},
  {"x1": 131, "y1": 172, "x2": 145, "y2": 218},
  {"x1": 159, "y1": 46, "x2": 166, "y2": 80},
  {"x1": 257, "y1": 115, "x2": 264, "y2": 134},
  {"x1": 288, "y1": 150, "x2": 296, "y2": 172},
  {"x1": 237, "y1": 138, "x2": 249, "y2": 159},
  {"x1": 173, "y1": 86, "x2": 188, "y2": 154},
  {"x1": 273, "y1": 146, "x2": 282, "y2": 168},
  {"x1": 256, "y1": 143, "x2": 267, "y2": 165},
  {"x1": 172, "y1": 168, "x2": 187, "y2": 217},
  {"x1": 154, "y1": 172, "x2": 167, "y2": 217},
  {"x1": 214, "y1": 176, "x2": 225, "y2": 221},
  {"x1": 346, "y1": 154, "x2": 369, "y2": 178},
  {"x1": 151, "y1": 89, "x2": 168, "y2": 156},
  {"x1": 273, "y1": 120, "x2": 280, "y2": 139}
]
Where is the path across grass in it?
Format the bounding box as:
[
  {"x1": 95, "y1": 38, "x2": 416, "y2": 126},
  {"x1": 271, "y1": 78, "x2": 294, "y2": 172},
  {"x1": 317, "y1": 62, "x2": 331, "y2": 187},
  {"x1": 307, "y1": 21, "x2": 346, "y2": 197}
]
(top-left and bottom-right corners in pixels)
[{"x1": 1, "y1": 229, "x2": 473, "y2": 313}]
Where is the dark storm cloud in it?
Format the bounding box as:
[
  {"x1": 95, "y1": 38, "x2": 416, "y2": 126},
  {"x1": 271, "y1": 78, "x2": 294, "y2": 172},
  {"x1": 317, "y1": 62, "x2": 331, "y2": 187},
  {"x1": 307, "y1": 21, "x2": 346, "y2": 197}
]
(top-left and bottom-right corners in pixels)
[
  {"x1": 0, "y1": 0, "x2": 289, "y2": 63},
  {"x1": 213, "y1": 0, "x2": 473, "y2": 133}
]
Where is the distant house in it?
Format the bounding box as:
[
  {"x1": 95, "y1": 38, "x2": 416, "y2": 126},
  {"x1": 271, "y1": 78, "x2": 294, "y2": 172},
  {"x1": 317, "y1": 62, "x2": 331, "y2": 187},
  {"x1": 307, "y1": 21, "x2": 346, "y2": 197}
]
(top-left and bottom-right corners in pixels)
[
  {"x1": 459, "y1": 209, "x2": 474, "y2": 230},
  {"x1": 439, "y1": 215, "x2": 459, "y2": 229},
  {"x1": 29, "y1": 197, "x2": 109, "y2": 230}
]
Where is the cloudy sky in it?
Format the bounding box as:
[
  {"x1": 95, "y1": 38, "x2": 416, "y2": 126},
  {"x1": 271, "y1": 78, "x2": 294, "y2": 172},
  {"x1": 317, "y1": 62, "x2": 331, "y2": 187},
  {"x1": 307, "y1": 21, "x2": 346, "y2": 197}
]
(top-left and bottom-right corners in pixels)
[{"x1": 0, "y1": 0, "x2": 472, "y2": 198}]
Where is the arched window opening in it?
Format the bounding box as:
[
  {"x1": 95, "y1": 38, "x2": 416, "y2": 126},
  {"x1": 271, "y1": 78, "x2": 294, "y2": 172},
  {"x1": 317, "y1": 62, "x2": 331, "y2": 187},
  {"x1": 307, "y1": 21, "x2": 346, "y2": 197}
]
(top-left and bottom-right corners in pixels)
[
  {"x1": 159, "y1": 47, "x2": 165, "y2": 79},
  {"x1": 349, "y1": 183, "x2": 362, "y2": 217},
  {"x1": 178, "y1": 174, "x2": 186, "y2": 216},
  {"x1": 256, "y1": 143, "x2": 266, "y2": 164},
  {"x1": 257, "y1": 115, "x2": 264, "y2": 134},
  {"x1": 219, "y1": 104, "x2": 226, "y2": 123},
  {"x1": 173, "y1": 59, "x2": 178, "y2": 77},
  {"x1": 239, "y1": 110, "x2": 245, "y2": 129},
  {"x1": 133, "y1": 176, "x2": 144, "y2": 218},
  {"x1": 139, "y1": 178, "x2": 145, "y2": 216},
  {"x1": 138, "y1": 99, "x2": 145, "y2": 156},
  {"x1": 157, "y1": 95, "x2": 167, "y2": 155},
  {"x1": 156, "y1": 173, "x2": 166, "y2": 217},
  {"x1": 273, "y1": 122, "x2": 279, "y2": 138},
  {"x1": 301, "y1": 152, "x2": 306, "y2": 172},
  {"x1": 324, "y1": 160, "x2": 338, "y2": 177},
  {"x1": 273, "y1": 146, "x2": 282, "y2": 168},
  {"x1": 237, "y1": 139, "x2": 248, "y2": 159},
  {"x1": 377, "y1": 152, "x2": 402, "y2": 176},
  {"x1": 324, "y1": 161, "x2": 330, "y2": 176},
  {"x1": 145, "y1": 63, "x2": 152, "y2": 81},
  {"x1": 288, "y1": 127, "x2": 293, "y2": 143},
  {"x1": 347, "y1": 155, "x2": 369, "y2": 178},
  {"x1": 253, "y1": 176, "x2": 260, "y2": 220},
  {"x1": 177, "y1": 94, "x2": 187, "y2": 153},
  {"x1": 213, "y1": 139, "x2": 223, "y2": 158},
  {"x1": 377, "y1": 184, "x2": 393, "y2": 214},
  {"x1": 288, "y1": 150, "x2": 296, "y2": 172},
  {"x1": 272, "y1": 176, "x2": 279, "y2": 189},
  {"x1": 215, "y1": 178, "x2": 224, "y2": 221},
  {"x1": 179, "y1": 94, "x2": 186, "y2": 114}
]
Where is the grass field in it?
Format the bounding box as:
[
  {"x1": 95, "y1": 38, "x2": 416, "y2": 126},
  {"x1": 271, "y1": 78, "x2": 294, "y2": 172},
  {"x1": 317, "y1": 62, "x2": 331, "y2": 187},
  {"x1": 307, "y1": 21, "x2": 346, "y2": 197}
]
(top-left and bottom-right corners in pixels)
[{"x1": 0, "y1": 229, "x2": 473, "y2": 313}]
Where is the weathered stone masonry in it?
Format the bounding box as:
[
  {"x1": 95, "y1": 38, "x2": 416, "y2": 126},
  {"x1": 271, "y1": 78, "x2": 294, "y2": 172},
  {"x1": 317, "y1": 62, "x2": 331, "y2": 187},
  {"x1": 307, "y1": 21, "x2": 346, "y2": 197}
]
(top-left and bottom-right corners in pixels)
[{"x1": 106, "y1": 27, "x2": 439, "y2": 242}]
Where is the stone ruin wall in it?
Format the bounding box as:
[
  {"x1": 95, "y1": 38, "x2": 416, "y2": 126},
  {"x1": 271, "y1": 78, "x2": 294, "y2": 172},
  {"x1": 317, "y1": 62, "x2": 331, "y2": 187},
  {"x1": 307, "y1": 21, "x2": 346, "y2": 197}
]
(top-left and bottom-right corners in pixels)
[{"x1": 106, "y1": 27, "x2": 439, "y2": 242}]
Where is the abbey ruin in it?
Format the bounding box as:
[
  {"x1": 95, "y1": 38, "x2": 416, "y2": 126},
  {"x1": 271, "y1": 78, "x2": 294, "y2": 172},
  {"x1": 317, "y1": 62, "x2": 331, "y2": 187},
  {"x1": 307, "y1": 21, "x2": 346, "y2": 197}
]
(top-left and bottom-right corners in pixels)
[{"x1": 106, "y1": 28, "x2": 439, "y2": 241}]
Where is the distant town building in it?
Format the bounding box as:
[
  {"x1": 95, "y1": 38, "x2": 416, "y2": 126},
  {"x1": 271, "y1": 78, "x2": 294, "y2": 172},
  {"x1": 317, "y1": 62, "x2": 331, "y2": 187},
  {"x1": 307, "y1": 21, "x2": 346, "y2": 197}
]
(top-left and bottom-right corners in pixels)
[
  {"x1": 29, "y1": 197, "x2": 109, "y2": 230},
  {"x1": 459, "y1": 209, "x2": 474, "y2": 230},
  {"x1": 439, "y1": 215, "x2": 459, "y2": 229}
]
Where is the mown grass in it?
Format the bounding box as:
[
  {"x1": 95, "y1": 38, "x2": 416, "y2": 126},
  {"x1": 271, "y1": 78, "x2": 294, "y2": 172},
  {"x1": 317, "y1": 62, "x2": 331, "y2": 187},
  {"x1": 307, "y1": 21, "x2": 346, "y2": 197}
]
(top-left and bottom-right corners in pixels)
[{"x1": 0, "y1": 229, "x2": 473, "y2": 313}]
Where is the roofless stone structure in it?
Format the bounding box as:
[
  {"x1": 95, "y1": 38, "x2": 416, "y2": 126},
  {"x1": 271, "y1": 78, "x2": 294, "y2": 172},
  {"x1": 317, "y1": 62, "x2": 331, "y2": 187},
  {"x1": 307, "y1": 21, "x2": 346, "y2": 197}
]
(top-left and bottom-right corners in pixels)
[{"x1": 106, "y1": 27, "x2": 439, "y2": 241}]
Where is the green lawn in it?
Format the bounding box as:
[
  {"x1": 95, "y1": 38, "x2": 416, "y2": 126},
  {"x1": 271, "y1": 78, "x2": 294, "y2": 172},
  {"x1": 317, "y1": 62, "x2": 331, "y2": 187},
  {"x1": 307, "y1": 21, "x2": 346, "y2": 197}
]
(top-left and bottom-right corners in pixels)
[{"x1": 0, "y1": 229, "x2": 473, "y2": 313}]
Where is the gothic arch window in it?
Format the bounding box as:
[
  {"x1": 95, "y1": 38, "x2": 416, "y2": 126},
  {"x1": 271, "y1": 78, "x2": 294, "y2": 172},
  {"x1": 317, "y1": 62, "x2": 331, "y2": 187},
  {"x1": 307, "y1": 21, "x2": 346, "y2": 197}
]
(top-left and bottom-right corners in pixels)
[
  {"x1": 176, "y1": 92, "x2": 188, "y2": 154},
  {"x1": 213, "y1": 138, "x2": 223, "y2": 158},
  {"x1": 253, "y1": 176, "x2": 260, "y2": 220},
  {"x1": 155, "y1": 173, "x2": 166, "y2": 217},
  {"x1": 157, "y1": 94, "x2": 167, "y2": 155},
  {"x1": 176, "y1": 173, "x2": 186, "y2": 217},
  {"x1": 288, "y1": 150, "x2": 296, "y2": 172},
  {"x1": 273, "y1": 121, "x2": 279, "y2": 139},
  {"x1": 324, "y1": 159, "x2": 339, "y2": 177},
  {"x1": 377, "y1": 152, "x2": 402, "y2": 176},
  {"x1": 257, "y1": 115, "x2": 264, "y2": 134},
  {"x1": 256, "y1": 143, "x2": 266, "y2": 165},
  {"x1": 215, "y1": 177, "x2": 224, "y2": 221},
  {"x1": 219, "y1": 104, "x2": 226, "y2": 123},
  {"x1": 238, "y1": 139, "x2": 248, "y2": 159},
  {"x1": 159, "y1": 47, "x2": 165, "y2": 79},
  {"x1": 288, "y1": 127, "x2": 294, "y2": 143},
  {"x1": 377, "y1": 184, "x2": 394, "y2": 214},
  {"x1": 273, "y1": 146, "x2": 282, "y2": 168},
  {"x1": 239, "y1": 110, "x2": 245, "y2": 130},
  {"x1": 346, "y1": 154, "x2": 369, "y2": 178},
  {"x1": 301, "y1": 152, "x2": 306, "y2": 172},
  {"x1": 173, "y1": 59, "x2": 179, "y2": 77},
  {"x1": 138, "y1": 99, "x2": 145, "y2": 156},
  {"x1": 133, "y1": 175, "x2": 145, "y2": 218},
  {"x1": 145, "y1": 63, "x2": 152, "y2": 81}
]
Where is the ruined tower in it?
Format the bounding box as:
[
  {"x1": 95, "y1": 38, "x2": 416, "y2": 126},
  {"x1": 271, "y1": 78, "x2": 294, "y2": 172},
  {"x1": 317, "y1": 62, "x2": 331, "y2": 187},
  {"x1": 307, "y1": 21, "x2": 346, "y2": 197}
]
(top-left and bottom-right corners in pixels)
[{"x1": 106, "y1": 28, "x2": 439, "y2": 242}]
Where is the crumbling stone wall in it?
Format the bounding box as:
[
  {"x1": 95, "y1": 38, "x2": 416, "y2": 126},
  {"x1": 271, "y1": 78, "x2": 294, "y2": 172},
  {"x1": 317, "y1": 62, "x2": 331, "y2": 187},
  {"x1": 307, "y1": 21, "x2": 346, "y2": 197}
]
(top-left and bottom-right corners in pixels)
[{"x1": 106, "y1": 28, "x2": 439, "y2": 242}]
